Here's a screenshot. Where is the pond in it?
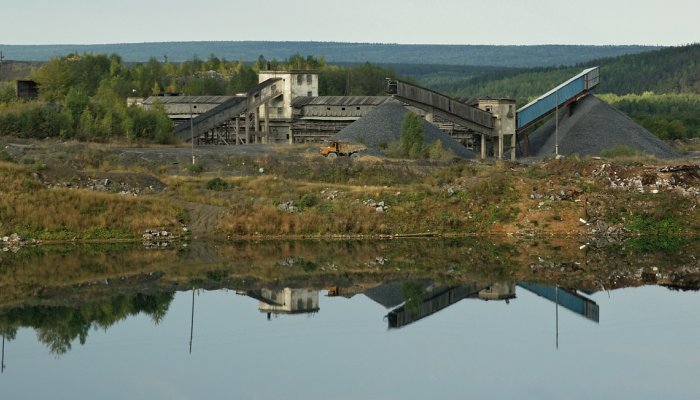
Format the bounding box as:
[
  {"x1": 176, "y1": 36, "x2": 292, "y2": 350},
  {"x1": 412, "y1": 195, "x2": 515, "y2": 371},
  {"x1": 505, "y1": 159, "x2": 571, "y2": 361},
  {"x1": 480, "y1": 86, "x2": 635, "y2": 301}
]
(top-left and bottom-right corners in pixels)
[{"x1": 0, "y1": 239, "x2": 699, "y2": 399}]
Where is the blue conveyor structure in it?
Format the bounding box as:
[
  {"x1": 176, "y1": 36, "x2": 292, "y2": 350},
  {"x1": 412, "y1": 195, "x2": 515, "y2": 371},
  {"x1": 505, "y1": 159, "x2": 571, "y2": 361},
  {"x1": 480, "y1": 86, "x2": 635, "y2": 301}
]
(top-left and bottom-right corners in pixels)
[{"x1": 516, "y1": 67, "x2": 600, "y2": 132}]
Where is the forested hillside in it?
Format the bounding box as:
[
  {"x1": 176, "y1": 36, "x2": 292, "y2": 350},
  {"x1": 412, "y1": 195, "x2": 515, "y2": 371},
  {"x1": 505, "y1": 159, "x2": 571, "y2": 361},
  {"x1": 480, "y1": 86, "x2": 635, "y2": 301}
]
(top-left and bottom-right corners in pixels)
[
  {"x1": 429, "y1": 44, "x2": 700, "y2": 99},
  {"x1": 1, "y1": 41, "x2": 658, "y2": 68},
  {"x1": 419, "y1": 44, "x2": 700, "y2": 139}
]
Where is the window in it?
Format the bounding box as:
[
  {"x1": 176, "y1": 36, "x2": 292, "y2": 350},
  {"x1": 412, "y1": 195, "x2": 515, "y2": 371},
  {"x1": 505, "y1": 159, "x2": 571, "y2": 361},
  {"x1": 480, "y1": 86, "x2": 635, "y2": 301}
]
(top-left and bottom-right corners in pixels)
[
  {"x1": 296, "y1": 75, "x2": 303, "y2": 85},
  {"x1": 307, "y1": 91, "x2": 312, "y2": 97},
  {"x1": 306, "y1": 74, "x2": 313, "y2": 84}
]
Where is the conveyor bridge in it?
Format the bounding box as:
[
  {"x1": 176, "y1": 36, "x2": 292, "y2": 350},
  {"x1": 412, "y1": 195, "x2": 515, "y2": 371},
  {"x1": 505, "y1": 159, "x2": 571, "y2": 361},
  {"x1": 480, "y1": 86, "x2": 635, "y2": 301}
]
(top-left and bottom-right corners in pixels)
[
  {"x1": 516, "y1": 67, "x2": 600, "y2": 132},
  {"x1": 386, "y1": 80, "x2": 495, "y2": 136},
  {"x1": 174, "y1": 78, "x2": 283, "y2": 142}
]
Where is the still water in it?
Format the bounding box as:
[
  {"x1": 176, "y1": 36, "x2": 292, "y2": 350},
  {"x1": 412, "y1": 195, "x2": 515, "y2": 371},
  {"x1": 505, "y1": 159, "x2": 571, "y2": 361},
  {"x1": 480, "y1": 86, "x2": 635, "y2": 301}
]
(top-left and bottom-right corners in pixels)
[{"x1": 2, "y1": 283, "x2": 698, "y2": 399}]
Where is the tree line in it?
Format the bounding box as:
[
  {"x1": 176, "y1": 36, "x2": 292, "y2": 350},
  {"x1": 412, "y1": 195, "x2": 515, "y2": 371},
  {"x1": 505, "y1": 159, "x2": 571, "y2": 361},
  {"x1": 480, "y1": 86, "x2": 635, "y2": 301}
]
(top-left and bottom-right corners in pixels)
[{"x1": 0, "y1": 52, "x2": 403, "y2": 142}]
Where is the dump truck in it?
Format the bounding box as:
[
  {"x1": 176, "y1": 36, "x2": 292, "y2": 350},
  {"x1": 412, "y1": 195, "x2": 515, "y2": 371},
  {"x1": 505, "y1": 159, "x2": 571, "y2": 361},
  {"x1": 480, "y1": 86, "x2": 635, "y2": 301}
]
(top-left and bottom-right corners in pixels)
[{"x1": 319, "y1": 140, "x2": 367, "y2": 158}]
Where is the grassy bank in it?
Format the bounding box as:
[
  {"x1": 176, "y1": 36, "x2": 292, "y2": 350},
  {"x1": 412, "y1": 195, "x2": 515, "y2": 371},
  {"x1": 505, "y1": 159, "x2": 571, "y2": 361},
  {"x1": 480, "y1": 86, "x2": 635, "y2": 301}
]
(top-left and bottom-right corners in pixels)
[{"x1": 0, "y1": 140, "x2": 698, "y2": 241}]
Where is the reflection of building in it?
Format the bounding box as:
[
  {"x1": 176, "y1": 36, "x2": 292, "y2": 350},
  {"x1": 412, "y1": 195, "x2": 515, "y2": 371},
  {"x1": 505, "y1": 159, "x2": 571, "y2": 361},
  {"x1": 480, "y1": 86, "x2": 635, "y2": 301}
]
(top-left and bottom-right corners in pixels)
[
  {"x1": 478, "y1": 282, "x2": 516, "y2": 301},
  {"x1": 242, "y1": 288, "x2": 319, "y2": 317}
]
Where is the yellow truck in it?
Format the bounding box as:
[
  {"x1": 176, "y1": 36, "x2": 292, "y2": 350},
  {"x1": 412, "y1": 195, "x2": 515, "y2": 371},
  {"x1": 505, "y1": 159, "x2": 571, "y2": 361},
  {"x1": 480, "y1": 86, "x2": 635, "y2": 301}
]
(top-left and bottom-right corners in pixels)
[{"x1": 319, "y1": 140, "x2": 367, "y2": 158}]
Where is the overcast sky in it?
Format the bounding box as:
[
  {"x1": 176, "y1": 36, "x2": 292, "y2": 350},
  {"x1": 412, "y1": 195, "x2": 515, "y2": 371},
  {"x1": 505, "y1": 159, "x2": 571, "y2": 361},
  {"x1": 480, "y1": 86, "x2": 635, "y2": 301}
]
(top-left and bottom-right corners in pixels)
[{"x1": 2, "y1": 0, "x2": 698, "y2": 46}]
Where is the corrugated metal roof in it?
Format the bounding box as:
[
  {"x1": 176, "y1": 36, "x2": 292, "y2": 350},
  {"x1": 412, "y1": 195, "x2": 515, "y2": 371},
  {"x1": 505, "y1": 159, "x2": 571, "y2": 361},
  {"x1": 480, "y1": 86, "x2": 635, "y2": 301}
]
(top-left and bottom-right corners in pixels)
[
  {"x1": 292, "y1": 96, "x2": 389, "y2": 108},
  {"x1": 143, "y1": 95, "x2": 239, "y2": 105}
]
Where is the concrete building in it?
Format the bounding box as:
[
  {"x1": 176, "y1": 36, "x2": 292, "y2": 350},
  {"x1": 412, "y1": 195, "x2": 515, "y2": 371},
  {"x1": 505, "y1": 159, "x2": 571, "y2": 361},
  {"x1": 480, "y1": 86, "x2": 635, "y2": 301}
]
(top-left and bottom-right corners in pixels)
[
  {"x1": 142, "y1": 70, "x2": 518, "y2": 158},
  {"x1": 477, "y1": 98, "x2": 517, "y2": 160},
  {"x1": 257, "y1": 70, "x2": 318, "y2": 143}
]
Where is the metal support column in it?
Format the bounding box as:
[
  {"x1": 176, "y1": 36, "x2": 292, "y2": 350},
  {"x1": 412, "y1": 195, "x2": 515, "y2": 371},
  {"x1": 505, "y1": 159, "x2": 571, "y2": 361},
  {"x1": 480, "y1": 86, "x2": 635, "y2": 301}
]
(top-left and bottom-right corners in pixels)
[
  {"x1": 245, "y1": 113, "x2": 250, "y2": 144},
  {"x1": 263, "y1": 102, "x2": 270, "y2": 144},
  {"x1": 235, "y1": 117, "x2": 240, "y2": 145},
  {"x1": 480, "y1": 134, "x2": 486, "y2": 159}
]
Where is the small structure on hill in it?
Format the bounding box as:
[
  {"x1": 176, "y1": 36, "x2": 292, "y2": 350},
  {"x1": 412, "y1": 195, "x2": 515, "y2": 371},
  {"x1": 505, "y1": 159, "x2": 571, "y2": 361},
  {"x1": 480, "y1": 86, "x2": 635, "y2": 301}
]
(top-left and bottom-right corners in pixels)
[{"x1": 15, "y1": 80, "x2": 38, "y2": 100}]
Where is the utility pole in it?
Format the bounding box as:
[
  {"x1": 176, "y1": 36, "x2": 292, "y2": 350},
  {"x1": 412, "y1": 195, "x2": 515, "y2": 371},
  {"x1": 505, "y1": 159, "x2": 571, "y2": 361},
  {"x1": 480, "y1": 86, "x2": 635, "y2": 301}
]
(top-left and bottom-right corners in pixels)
[
  {"x1": 555, "y1": 90, "x2": 559, "y2": 157},
  {"x1": 0, "y1": 51, "x2": 5, "y2": 81},
  {"x1": 189, "y1": 101, "x2": 196, "y2": 165}
]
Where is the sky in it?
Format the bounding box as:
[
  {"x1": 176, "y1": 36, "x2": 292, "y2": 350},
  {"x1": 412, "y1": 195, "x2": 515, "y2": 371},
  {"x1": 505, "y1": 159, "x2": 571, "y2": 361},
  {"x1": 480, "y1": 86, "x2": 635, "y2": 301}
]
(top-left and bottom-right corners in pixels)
[{"x1": 1, "y1": 0, "x2": 698, "y2": 46}]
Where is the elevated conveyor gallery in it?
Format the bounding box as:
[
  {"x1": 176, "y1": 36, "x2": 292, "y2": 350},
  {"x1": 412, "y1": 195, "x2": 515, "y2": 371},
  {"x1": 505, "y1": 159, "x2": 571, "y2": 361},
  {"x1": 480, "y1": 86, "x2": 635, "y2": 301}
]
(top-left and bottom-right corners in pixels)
[
  {"x1": 516, "y1": 67, "x2": 600, "y2": 132},
  {"x1": 173, "y1": 96, "x2": 247, "y2": 142},
  {"x1": 174, "y1": 78, "x2": 283, "y2": 143},
  {"x1": 386, "y1": 79, "x2": 495, "y2": 136}
]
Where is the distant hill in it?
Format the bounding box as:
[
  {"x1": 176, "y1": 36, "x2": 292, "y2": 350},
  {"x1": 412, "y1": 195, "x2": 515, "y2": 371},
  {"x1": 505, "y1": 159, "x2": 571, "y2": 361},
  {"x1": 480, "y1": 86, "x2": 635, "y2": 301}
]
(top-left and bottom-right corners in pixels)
[
  {"x1": 429, "y1": 43, "x2": 700, "y2": 99},
  {"x1": 0, "y1": 41, "x2": 660, "y2": 68}
]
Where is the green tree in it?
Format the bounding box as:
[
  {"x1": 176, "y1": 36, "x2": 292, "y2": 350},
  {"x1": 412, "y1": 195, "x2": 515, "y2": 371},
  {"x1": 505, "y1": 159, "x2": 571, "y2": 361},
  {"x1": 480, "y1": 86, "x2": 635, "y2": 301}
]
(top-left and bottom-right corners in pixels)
[
  {"x1": 33, "y1": 56, "x2": 74, "y2": 102},
  {"x1": 64, "y1": 87, "x2": 90, "y2": 125},
  {"x1": 78, "y1": 107, "x2": 95, "y2": 140},
  {"x1": 400, "y1": 111, "x2": 424, "y2": 158}
]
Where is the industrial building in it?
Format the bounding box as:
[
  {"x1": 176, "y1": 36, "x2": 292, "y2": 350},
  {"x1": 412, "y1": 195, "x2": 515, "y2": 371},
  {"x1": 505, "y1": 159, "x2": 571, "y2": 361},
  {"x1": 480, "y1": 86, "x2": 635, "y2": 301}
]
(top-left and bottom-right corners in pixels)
[{"x1": 141, "y1": 67, "x2": 601, "y2": 159}]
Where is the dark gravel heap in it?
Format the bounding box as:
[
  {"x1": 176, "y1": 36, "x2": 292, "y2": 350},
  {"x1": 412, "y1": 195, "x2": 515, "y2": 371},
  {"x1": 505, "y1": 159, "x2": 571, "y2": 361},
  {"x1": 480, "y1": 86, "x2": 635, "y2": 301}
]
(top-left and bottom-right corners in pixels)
[
  {"x1": 333, "y1": 99, "x2": 478, "y2": 159},
  {"x1": 524, "y1": 95, "x2": 679, "y2": 158}
]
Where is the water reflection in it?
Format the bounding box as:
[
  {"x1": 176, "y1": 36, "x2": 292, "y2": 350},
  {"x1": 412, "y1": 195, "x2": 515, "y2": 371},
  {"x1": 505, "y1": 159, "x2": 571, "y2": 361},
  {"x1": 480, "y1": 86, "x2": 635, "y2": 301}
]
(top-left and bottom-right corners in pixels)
[
  {"x1": 241, "y1": 288, "x2": 320, "y2": 320},
  {"x1": 383, "y1": 283, "x2": 515, "y2": 329},
  {"x1": 0, "y1": 292, "x2": 175, "y2": 356},
  {"x1": 518, "y1": 283, "x2": 599, "y2": 323},
  {"x1": 1, "y1": 333, "x2": 5, "y2": 374},
  {"x1": 0, "y1": 279, "x2": 686, "y2": 356}
]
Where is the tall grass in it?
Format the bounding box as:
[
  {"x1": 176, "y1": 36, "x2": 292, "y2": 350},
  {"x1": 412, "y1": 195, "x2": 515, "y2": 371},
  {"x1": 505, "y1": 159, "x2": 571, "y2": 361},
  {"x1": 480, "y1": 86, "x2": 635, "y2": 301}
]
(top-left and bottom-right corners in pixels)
[{"x1": 0, "y1": 162, "x2": 180, "y2": 239}]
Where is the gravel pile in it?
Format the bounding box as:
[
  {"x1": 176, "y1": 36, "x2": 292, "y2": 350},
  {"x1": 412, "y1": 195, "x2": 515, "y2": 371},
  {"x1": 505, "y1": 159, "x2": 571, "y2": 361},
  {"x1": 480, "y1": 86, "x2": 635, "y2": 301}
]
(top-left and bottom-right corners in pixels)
[
  {"x1": 524, "y1": 95, "x2": 679, "y2": 159},
  {"x1": 333, "y1": 99, "x2": 478, "y2": 159}
]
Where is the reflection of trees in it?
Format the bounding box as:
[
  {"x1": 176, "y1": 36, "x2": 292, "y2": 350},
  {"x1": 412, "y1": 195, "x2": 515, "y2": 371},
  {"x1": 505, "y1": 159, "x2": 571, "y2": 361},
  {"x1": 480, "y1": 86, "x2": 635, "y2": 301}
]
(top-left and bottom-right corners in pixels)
[
  {"x1": 0, "y1": 327, "x2": 17, "y2": 340},
  {"x1": 401, "y1": 282, "x2": 425, "y2": 313},
  {"x1": 0, "y1": 292, "x2": 174, "y2": 356}
]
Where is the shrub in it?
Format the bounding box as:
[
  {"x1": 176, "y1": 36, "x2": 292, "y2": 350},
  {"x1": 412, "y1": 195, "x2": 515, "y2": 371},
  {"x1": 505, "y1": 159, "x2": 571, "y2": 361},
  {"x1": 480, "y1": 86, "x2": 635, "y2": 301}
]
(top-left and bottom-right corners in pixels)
[
  {"x1": 205, "y1": 177, "x2": 230, "y2": 191},
  {"x1": 299, "y1": 193, "x2": 319, "y2": 208},
  {"x1": 186, "y1": 163, "x2": 204, "y2": 174},
  {"x1": 601, "y1": 145, "x2": 639, "y2": 158}
]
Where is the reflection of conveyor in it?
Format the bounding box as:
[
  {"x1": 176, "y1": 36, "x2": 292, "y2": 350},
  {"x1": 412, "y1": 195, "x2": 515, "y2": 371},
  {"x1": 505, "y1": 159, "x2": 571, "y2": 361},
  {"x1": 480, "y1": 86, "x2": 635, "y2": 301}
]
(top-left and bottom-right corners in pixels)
[
  {"x1": 386, "y1": 284, "x2": 484, "y2": 329},
  {"x1": 518, "y1": 283, "x2": 599, "y2": 323},
  {"x1": 362, "y1": 282, "x2": 515, "y2": 329}
]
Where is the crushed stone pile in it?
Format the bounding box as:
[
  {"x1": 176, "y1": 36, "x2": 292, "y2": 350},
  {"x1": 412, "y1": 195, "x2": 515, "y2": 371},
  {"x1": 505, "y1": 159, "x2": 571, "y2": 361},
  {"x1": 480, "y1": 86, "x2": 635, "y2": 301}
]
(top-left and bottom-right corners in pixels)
[
  {"x1": 523, "y1": 95, "x2": 679, "y2": 159},
  {"x1": 333, "y1": 99, "x2": 478, "y2": 159}
]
